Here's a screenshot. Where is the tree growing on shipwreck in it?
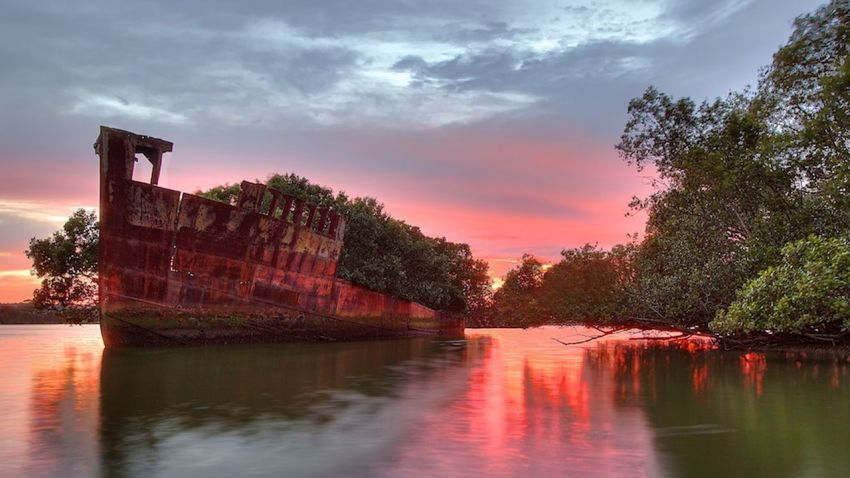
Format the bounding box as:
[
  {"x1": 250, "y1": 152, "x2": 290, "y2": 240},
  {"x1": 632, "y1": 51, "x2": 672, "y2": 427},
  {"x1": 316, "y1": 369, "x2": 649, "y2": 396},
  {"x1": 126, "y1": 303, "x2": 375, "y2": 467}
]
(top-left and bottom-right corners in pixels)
[
  {"x1": 198, "y1": 174, "x2": 492, "y2": 314},
  {"x1": 27, "y1": 156, "x2": 491, "y2": 326}
]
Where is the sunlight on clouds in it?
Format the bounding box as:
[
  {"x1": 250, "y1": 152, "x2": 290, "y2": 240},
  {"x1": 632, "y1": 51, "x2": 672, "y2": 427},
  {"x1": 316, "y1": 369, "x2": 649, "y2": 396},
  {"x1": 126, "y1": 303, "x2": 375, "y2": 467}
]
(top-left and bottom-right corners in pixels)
[
  {"x1": 67, "y1": 92, "x2": 188, "y2": 124},
  {"x1": 247, "y1": 19, "x2": 465, "y2": 65},
  {"x1": 0, "y1": 270, "x2": 33, "y2": 278},
  {"x1": 0, "y1": 201, "x2": 95, "y2": 302},
  {"x1": 0, "y1": 200, "x2": 97, "y2": 225},
  {"x1": 527, "y1": 38, "x2": 561, "y2": 53},
  {"x1": 360, "y1": 69, "x2": 413, "y2": 88},
  {"x1": 382, "y1": 90, "x2": 538, "y2": 127},
  {"x1": 514, "y1": 0, "x2": 672, "y2": 48},
  {"x1": 274, "y1": 75, "x2": 537, "y2": 128},
  {"x1": 673, "y1": 0, "x2": 754, "y2": 40}
]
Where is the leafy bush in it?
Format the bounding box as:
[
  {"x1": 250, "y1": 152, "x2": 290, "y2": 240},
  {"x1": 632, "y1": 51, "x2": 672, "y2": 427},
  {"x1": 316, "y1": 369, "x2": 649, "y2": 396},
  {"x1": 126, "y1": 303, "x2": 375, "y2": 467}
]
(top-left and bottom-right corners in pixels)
[
  {"x1": 711, "y1": 236, "x2": 850, "y2": 334},
  {"x1": 486, "y1": 254, "x2": 546, "y2": 327},
  {"x1": 540, "y1": 244, "x2": 635, "y2": 323},
  {"x1": 482, "y1": 244, "x2": 636, "y2": 327}
]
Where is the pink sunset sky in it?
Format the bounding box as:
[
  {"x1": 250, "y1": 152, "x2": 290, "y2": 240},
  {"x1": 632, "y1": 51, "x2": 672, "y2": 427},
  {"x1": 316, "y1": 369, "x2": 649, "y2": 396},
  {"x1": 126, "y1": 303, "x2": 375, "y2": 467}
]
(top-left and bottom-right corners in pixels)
[{"x1": 0, "y1": 0, "x2": 821, "y2": 302}]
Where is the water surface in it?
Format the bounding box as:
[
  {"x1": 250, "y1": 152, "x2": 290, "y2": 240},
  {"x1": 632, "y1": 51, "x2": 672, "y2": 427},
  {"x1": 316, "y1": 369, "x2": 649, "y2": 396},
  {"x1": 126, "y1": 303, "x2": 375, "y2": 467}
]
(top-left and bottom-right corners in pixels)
[{"x1": 1, "y1": 325, "x2": 848, "y2": 477}]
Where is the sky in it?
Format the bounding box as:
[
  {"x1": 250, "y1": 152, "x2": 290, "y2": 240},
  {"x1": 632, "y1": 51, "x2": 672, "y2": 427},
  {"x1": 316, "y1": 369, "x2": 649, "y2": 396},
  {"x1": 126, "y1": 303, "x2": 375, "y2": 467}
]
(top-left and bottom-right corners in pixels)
[{"x1": 0, "y1": 0, "x2": 824, "y2": 302}]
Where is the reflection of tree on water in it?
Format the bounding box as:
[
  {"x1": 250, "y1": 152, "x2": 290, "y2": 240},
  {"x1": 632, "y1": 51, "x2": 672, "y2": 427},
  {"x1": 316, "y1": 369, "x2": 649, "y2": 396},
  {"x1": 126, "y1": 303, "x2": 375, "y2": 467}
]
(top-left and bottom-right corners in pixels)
[
  {"x1": 99, "y1": 338, "x2": 477, "y2": 477},
  {"x1": 20, "y1": 327, "x2": 850, "y2": 477},
  {"x1": 386, "y1": 328, "x2": 667, "y2": 477},
  {"x1": 584, "y1": 342, "x2": 850, "y2": 478},
  {"x1": 27, "y1": 344, "x2": 100, "y2": 477}
]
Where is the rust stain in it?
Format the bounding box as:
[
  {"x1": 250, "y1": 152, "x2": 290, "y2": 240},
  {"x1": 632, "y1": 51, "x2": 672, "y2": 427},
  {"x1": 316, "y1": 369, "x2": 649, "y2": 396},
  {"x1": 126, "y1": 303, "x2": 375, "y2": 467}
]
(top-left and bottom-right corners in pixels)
[{"x1": 95, "y1": 126, "x2": 462, "y2": 348}]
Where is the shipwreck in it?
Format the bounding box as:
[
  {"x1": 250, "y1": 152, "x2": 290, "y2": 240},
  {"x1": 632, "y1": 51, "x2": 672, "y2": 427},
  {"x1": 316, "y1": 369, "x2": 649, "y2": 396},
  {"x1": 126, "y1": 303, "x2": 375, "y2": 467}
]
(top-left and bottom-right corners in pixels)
[{"x1": 95, "y1": 126, "x2": 463, "y2": 348}]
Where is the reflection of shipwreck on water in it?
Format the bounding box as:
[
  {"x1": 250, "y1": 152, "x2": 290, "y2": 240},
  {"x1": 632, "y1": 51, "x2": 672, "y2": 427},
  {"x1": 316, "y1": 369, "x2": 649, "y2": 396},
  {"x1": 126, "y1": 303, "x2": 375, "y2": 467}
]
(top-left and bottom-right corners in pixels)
[{"x1": 95, "y1": 126, "x2": 462, "y2": 348}]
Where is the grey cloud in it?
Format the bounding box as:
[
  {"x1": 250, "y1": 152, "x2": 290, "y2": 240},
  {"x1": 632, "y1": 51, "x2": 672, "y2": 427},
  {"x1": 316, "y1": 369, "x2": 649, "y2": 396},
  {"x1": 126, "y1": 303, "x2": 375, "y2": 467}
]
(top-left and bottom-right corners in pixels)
[
  {"x1": 0, "y1": 0, "x2": 826, "y2": 213},
  {"x1": 406, "y1": 49, "x2": 525, "y2": 85},
  {"x1": 439, "y1": 21, "x2": 537, "y2": 43},
  {"x1": 389, "y1": 0, "x2": 821, "y2": 135},
  {"x1": 33, "y1": 0, "x2": 505, "y2": 39},
  {"x1": 563, "y1": 6, "x2": 592, "y2": 15},
  {"x1": 0, "y1": 1, "x2": 362, "y2": 119},
  {"x1": 393, "y1": 55, "x2": 430, "y2": 72},
  {"x1": 390, "y1": 40, "x2": 663, "y2": 133},
  {"x1": 1, "y1": 0, "x2": 821, "y2": 139},
  {"x1": 661, "y1": 0, "x2": 754, "y2": 25}
]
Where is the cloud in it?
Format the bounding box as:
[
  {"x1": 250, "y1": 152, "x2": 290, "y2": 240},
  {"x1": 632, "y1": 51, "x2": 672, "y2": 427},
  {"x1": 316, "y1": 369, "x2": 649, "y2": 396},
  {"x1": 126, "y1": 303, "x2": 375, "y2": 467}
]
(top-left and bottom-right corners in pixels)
[
  {"x1": 2, "y1": 0, "x2": 811, "y2": 134},
  {"x1": 439, "y1": 21, "x2": 537, "y2": 43},
  {"x1": 0, "y1": 201, "x2": 96, "y2": 301},
  {"x1": 0, "y1": 269, "x2": 32, "y2": 278},
  {"x1": 0, "y1": 200, "x2": 93, "y2": 227},
  {"x1": 67, "y1": 93, "x2": 189, "y2": 124}
]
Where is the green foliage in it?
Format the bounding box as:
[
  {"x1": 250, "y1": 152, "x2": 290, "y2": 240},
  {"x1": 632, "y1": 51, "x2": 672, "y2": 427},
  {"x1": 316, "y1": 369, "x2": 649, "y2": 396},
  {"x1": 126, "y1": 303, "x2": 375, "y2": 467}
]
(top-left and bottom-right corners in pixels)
[
  {"x1": 25, "y1": 209, "x2": 99, "y2": 323},
  {"x1": 485, "y1": 244, "x2": 636, "y2": 327},
  {"x1": 199, "y1": 183, "x2": 241, "y2": 205},
  {"x1": 712, "y1": 236, "x2": 850, "y2": 334},
  {"x1": 760, "y1": 0, "x2": 850, "y2": 225},
  {"x1": 614, "y1": 1, "x2": 850, "y2": 329},
  {"x1": 489, "y1": 254, "x2": 545, "y2": 327},
  {"x1": 618, "y1": 90, "x2": 780, "y2": 325},
  {"x1": 540, "y1": 243, "x2": 635, "y2": 323},
  {"x1": 336, "y1": 196, "x2": 490, "y2": 312},
  {"x1": 198, "y1": 173, "x2": 491, "y2": 313}
]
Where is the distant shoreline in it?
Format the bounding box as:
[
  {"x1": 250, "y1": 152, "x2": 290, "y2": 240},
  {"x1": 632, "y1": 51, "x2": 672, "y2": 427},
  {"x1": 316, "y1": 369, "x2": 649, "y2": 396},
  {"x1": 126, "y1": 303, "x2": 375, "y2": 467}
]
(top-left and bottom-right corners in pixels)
[{"x1": 0, "y1": 303, "x2": 67, "y2": 325}]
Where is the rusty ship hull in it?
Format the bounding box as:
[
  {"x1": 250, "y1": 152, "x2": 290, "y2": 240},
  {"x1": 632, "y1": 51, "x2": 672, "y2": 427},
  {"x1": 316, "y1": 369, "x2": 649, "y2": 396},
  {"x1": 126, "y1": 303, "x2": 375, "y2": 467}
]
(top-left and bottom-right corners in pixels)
[{"x1": 95, "y1": 127, "x2": 463, "y2": 348}]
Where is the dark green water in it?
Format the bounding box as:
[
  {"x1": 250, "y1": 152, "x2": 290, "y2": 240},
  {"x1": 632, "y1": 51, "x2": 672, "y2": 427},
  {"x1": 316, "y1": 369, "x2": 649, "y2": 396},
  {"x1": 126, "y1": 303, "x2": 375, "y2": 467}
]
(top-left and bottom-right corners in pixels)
[{"x1": 1, "y1": 325, "x2": 848, "y2": 477}]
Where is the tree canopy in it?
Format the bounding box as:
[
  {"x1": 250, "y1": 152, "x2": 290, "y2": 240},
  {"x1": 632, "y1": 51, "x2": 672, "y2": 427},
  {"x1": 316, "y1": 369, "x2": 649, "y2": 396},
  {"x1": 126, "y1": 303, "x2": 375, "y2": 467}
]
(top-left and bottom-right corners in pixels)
[
  {"x1": 613, "y1": 0, "x2": 850, "y2": 331},
  {"x1": 479, "y1": 244, "x2": 635, "y2": 327},
  {"x1": 712, "y1": 235, "x2": 850, "y2": 335},
  {"x1": 25, "y1": 209, "x2": 99, "y2": 323},
  {"x1": 484, "y1": 1, "x2": 850, "y2": 345}
]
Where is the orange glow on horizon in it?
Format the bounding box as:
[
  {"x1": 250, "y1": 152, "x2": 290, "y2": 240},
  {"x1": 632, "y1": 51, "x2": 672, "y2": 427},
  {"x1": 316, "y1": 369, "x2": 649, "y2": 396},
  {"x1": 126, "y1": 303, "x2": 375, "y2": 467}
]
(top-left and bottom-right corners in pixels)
[{"x1": 0, "y1": 129, "x2": 654, "y2": 303}]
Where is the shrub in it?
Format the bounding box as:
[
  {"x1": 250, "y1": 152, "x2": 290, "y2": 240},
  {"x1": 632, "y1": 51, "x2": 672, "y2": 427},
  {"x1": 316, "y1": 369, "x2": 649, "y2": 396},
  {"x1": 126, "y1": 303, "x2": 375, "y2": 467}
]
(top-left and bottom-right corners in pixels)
[{"x1": 711, "y1": 236, "x2": 850, "y2": 334}]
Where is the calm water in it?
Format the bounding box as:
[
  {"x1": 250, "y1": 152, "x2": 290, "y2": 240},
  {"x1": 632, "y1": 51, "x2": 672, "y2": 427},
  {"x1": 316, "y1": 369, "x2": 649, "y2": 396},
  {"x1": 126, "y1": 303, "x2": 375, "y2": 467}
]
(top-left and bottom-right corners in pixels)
[{"x1": 1, "y1": 325, "x2": 849, "y2": 477}]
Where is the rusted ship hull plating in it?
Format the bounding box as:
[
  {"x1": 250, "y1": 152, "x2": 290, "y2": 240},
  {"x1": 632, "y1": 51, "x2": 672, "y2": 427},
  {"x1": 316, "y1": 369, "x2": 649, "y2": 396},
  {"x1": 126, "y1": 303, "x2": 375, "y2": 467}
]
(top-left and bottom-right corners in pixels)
[{"x1": 95, "y1": 127, "x2": 463, "y2": 348}]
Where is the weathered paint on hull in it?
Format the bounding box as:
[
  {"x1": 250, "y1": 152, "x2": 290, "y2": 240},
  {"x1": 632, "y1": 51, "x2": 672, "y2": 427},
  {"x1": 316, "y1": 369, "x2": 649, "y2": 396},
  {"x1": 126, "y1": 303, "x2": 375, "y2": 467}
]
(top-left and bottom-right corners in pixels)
[
  {"x1": 100, "y1": 311, "x2": 463, "y2": 348},
  {"x1": 95, "y1": 127, "x2": 463, "y2": 348}
]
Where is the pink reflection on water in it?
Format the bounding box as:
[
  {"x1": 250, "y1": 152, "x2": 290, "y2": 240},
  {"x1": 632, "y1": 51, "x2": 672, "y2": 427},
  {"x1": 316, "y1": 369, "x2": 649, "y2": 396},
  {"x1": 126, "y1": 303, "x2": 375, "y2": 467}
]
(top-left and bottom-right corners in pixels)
[
  {"x1": 7, "y1": 324, "x2": 846, "y2": 477},
  {"x1": 28, "y1": 344, "x2": 100, "y2": 475},
  {"x1": 380, "y1": 327, "x2": 668, "y2": 477},
  {"x1": 740, "y1": 352, "x2": 766, "y2": 397},
  {"x1": 0, "y1": 325, "x2": 102, "y2": 477}
]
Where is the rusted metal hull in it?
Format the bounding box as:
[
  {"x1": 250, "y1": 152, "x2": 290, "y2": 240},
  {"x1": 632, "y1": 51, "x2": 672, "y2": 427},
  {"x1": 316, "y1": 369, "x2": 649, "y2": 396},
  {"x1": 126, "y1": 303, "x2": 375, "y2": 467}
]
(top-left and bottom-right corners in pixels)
[
  {"x1": 95, "y1": 127, "x2": 463, "y2": 348},
  {"x1": 100, "y1": 309, "x2": 459, "y2": 348}
]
